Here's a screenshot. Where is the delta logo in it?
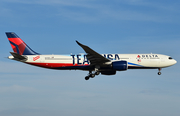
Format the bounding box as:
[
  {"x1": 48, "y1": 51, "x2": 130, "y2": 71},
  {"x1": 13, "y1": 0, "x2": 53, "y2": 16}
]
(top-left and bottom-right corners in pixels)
[
  {"x1": 141, "y1": 55, "x2": 158, "y2": 57},
  {"x1": 137, "y1": 55, "x2": 141, "y2": 62},
  {"x1": 33, "y1": 56, "x2": 40, "y2": 61}
]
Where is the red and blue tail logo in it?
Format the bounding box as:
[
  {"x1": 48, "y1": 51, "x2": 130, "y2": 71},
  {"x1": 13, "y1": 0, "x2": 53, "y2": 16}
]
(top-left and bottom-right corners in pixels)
[{"x1": 6, "y1": 32, "x2": 39, "y2": 55}]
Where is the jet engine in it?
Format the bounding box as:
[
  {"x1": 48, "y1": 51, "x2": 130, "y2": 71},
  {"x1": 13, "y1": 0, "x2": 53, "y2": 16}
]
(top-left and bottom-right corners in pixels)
[{"x1": 112, "y1": 61, "x2": 128, "y2": 71}]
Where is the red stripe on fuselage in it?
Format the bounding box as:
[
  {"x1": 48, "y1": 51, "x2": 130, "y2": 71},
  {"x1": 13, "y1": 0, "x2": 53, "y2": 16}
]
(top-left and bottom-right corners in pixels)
[{"x1": 25, "y1": 62, "x2": 90, "y2": 69}]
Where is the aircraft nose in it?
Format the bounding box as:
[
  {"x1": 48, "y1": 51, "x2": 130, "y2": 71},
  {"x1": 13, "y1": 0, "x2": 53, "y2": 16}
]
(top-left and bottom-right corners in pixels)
[{"x1": 174, "y1": 59, "x2": 177, "y2": 64}]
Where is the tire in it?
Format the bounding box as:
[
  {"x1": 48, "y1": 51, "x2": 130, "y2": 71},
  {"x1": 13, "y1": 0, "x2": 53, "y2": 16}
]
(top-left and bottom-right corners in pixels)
[
  {"x1": 85, "y1": 76, "x2": 89, "y2": 80},
  {"x1": 95, "y1": 71, "x2": 100, "y2": 75},
  {"x1": 91, "y1": 74, "x2": 95, "y2": 78},
  {"x1": 158, "y1": 72, "x2": 161, "y2": 75}
]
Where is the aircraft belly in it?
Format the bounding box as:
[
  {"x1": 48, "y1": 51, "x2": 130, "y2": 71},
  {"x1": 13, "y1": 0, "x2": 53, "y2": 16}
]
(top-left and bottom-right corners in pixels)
[{"x1": 25, "y1": 61, "x2": 90, "y2": 70}]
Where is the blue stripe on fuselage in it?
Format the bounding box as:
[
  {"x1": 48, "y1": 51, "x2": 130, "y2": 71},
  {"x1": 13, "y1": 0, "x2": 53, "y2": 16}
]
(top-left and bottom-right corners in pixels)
[{"x1": 128, "y1": 62, "x2": 143, "y2": 67}]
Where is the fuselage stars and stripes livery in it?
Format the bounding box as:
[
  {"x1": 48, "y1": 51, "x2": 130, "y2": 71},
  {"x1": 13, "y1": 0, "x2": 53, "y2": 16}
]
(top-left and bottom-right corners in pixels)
[{"x1": 6, "y1": 32, "x2": 177, "y2": 80}]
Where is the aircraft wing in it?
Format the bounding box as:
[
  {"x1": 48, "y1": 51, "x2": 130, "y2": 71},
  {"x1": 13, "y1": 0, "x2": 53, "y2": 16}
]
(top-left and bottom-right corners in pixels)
[{"x1": 76, "y1": 41, "x2": 110, "y2": 65}]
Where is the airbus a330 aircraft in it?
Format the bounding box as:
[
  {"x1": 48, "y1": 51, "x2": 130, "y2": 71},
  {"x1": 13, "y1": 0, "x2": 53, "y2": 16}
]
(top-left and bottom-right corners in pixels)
[{"x1": 6, "y1": 32, "x2": 177, "y2": 80}]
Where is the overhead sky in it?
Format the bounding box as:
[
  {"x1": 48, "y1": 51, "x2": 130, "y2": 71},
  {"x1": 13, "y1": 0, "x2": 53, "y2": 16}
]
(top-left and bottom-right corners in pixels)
[{"x1": 0, "y1": 0, "x2": 180, "y2": 116}]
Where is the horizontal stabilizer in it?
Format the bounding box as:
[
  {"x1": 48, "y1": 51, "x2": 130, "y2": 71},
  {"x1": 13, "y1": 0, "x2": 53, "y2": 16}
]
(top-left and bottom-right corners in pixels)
[{"x1": 10, "y1": 52, "x2": 27, "y2": 61}]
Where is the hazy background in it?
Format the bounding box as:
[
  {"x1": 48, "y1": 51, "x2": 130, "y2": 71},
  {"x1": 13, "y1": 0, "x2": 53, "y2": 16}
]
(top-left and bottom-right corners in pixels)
[{"x1": 0, "y1": 0, "x2": 180, "y2": 116}]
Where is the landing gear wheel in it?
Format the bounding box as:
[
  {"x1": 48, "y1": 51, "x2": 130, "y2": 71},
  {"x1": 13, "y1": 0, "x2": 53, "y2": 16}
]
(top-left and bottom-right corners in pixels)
[
  {"x1": 90, "y1": 74, "x2": 95, "y2": 78},
  {"x1": 95, "y1": 71, "x2": 100, "y2": 75},
  {"x1": 85, "y1": 76, "x2": 90, "y2": 80},
  {"x1": 158, "y1": 68, "x2": 161, "y2": 75},
  {"x1": 158, "y1": 72, "x2": 161, "y2": 75}
]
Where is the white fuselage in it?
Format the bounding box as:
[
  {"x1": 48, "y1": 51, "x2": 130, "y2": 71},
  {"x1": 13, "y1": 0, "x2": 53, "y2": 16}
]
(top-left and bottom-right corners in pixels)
[{"x1": 9, "y1": 53, "x2": 177, "y2": 70}]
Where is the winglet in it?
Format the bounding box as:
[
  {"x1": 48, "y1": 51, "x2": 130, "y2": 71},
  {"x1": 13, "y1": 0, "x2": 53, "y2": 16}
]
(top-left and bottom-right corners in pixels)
[
  {"x1": 76, "y1": 40, "x2": 96, "y2": 54},
  {"x1": 76, "y1": 40, "x2": 82, "y2": 46}
]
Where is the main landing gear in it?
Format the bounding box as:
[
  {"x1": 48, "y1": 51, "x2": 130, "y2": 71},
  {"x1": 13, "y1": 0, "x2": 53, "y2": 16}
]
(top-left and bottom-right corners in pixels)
[
  {"x1": 85, "y1": 70, "x2": 100, "y2": 80},
  {"x1": 158, "y1": 68, "x2": 161, "y2": 75}
]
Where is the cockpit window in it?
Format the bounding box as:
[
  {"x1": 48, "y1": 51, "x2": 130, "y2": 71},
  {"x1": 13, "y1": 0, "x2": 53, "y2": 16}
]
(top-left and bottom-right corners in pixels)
[{"x1": 169, "y1": 57, "x2": 173, "y2": 60}]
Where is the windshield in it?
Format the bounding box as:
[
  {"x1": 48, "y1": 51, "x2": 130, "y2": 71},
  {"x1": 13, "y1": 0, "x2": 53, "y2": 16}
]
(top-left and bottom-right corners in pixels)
[{"x1": 169, "y1": 57, "x2": 173, "y2": 60}]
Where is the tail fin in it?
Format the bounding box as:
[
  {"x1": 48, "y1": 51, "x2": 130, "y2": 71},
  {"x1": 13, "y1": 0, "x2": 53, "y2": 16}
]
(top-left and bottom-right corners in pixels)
[{"x1": 6, "y1": 32, "x2": 39, "y2": 55}]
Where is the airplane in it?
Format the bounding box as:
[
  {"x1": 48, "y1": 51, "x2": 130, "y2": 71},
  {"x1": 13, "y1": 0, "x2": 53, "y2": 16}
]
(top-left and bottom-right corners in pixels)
[{"x1": 6, "y1": 32, "x2": 177, "y2": 80}]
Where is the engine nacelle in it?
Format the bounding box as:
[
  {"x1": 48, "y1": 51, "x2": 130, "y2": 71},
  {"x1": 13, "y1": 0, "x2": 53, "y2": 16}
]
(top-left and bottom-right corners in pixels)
[
  {"x1": 101, "y1": 70, "x2": 116, "y2": 75},
  {"x1": 112, "y1": 61, "x2": 128, "y2": 71}
]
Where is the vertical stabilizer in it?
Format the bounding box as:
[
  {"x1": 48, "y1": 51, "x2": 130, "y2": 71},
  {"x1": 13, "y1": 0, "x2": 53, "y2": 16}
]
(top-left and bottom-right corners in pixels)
[{"x1": 6, "y1": 32, "x2": 39, "y2": 55}]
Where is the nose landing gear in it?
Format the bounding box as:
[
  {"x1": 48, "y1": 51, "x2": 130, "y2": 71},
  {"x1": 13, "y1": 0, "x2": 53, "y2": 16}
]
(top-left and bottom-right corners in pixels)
[{"x1": 158, "y1": 68, "x2": 161, "y2": 75}]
